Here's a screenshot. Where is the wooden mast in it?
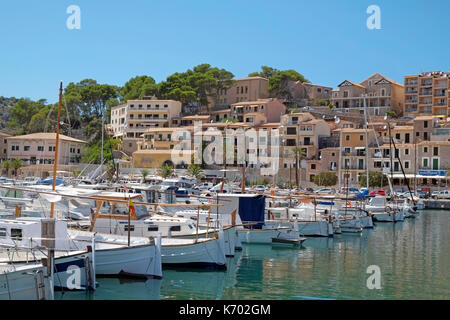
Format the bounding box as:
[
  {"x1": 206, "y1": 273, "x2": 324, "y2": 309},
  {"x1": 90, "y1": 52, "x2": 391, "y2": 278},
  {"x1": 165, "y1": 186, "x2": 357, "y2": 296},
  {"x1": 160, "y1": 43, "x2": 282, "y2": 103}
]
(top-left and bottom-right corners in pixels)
[{"x1": 50, "y1": 82, "x2": 63, "y2": 219}]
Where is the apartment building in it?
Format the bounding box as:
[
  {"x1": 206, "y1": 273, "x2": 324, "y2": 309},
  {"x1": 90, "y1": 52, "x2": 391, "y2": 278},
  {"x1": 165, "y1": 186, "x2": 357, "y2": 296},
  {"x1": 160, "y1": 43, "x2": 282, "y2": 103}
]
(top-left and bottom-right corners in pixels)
[
  {"x1": 404, "y1": 71, "x2": 450, "y2": 117},
  {"x1": 110, "y1": 97, "x2": 182, "y2": 155},
  {"x1": 331, "y1": 73, "x2": 404, "y2": 116},
  {"x1": 213, "y1": 77, "x2": 269, "y2": 108},
  {"x1": 279, "y1": 113, "x2": 331, "y2": 170},
  {"x1": 6, "y1": 133, "x2": 86, "y2": 165},
  {"x1": 230, "y1": 98, "x2": 287, "y2": 123},
  {"x1": 0, "y1": 131, "x2": 10, "y2": 162},
  {"x1": 337, "y1": 128, "x2": 377, "y2": 186}
]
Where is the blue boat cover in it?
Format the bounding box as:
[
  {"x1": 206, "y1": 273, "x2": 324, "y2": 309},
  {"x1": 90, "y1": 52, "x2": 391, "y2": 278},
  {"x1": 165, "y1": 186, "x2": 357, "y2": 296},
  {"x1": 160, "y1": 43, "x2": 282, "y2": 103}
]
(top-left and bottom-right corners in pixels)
[
  {"x1": 36, "y1": 178, "x2": 65, "y2": 186},
  {"x1": 239, "y1": 195, "x2": 265, "y2": 229}
]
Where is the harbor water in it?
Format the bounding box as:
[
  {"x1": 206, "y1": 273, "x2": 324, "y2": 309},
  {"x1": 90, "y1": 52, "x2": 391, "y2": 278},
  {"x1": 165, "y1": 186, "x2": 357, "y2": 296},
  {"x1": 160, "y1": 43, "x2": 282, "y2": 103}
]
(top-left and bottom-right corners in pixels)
[{"x1": 56, "y1": 210, "x2": 450, "y2": 300}]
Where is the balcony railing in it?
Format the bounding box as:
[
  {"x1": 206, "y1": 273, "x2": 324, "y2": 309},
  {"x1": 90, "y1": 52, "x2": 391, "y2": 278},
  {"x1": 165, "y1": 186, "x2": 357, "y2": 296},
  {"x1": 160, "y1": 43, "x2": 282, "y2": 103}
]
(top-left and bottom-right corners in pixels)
[
  {"x1": 405, "y1": 107, "x2": 418, "y2": 113},
  {"x1": 420, "y1": 91, "x2": 433, "y2": 96}
]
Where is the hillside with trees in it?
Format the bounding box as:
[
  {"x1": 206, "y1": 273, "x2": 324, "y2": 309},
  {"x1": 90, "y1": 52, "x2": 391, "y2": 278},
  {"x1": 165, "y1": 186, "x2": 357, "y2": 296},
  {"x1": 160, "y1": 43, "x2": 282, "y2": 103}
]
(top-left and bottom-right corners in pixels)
[{"x1": 0, "y1": 96, "x2": 18, "y2": 131}]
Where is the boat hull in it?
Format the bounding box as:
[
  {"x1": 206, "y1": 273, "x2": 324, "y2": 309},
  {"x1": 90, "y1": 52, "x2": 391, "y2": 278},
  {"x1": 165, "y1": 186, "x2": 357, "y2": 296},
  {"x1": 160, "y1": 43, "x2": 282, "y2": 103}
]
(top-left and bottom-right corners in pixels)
[
  {"x1": 95, "y1": 245, "x2": 162, "y2": 279},
  {"x1": 0, "y1": 265, "x2": 52, "y2": 300},
  {"x1": 237, "y1": 227, "x2": 302, "y2": 244},
  {"x1": 161, "y1": 237, "x2": 227, "y2": 270}
]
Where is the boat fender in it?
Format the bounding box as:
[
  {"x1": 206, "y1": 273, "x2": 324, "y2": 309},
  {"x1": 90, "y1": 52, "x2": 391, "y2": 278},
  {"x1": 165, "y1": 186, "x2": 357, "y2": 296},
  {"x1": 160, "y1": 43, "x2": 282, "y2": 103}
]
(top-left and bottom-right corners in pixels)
[{"x1": 385, "y1": 206, "x2": 392, "y2": 213}]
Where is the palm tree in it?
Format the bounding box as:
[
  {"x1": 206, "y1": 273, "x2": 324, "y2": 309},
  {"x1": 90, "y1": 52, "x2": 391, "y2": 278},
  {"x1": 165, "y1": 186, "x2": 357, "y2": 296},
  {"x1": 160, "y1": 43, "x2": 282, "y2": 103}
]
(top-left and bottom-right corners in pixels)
[
  {"x1": 292, "y1": 147, "x2": 307, "y2": 191},
  {"x1": 157, "y1": 164, "x2": 174, "y2": 179},
  {"x1": 187, "y1": 164, "x2": 204, "y2": 180},
  {"x1": 0, "y1": 160, "x2": 10, "y2": 177},
  {"x1": 10, "y1": 158, "x2": 23, "y2": 177},
  {"x1": 141, "y1": 169, "x2": 150, "y2": 182}
]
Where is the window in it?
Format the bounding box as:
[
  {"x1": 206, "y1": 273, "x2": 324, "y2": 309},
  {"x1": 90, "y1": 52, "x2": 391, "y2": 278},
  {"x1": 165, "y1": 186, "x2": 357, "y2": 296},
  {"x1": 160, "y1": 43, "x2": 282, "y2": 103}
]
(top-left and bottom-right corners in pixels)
[
  {"x1": 310, "y1": 175, "x2": 315, "y2": 182},
  {"x1": 405, "y1": 133, "x2": 410, "y2": 143},
  {"x1": 11, "y1": 228, "x2": 22, "y2": 240},
  {"x1": 169, "y1": 226, "x2": 181, "y2": 232},
  {"x1": 345, "y1": 135, "x2": 350, "y2": 141},
  {"x1": 311, "y1": 164, "x2": 316, "y2": 170},
  {"x1": 0, "y1": 228, "x2": 6, "y2": 237},
  {"x1": 37, "y1": 146, "x2": 44, "y2": 151},
  {"x1": 433, "y1": 147, "x2": 439, "y2": 156},
  {"x1": 423, "y1": 158, "x2": 429, "y2": 167},
  {"x1": 24, "y1": 146, "x2": 30, "y2": 151},
  {"x1": 405, "y1": 161, "x2": 410, "y2": 169},
  {"x1": 360, "y1": 135, "x2": 364, "y2": 141},
  {"x1": 395, "y1": 133, "x2": 400, "y2": 140},
  {"x1": 287, "y1": 127, "x2": 297, "y2": 135},
  {"x1": 124, "y1": 225, "x2": 135, "y2": 232},
  {"x1": 49, "y1": 146, "x2": 56, "y2": 152},
  {"x1": 148, "y1": 226, "x2": 158, "y2": 232},
  {"x1": 405, "y1": 149, "x2": 409, "y2": 156},
  {"x1": 424, "y1": 121, "x2": 428, "y2": 128},
  {"x1": 423, "y1": 147, "x2": 428, "y2": 153}
]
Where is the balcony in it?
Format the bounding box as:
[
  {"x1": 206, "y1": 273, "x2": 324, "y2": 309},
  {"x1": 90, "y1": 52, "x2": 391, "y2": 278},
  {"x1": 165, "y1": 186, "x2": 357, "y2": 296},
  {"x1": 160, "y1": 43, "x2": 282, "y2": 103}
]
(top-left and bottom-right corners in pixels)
[
  {"x1": 421, "y1": 81, "x2": 433, "y2": 86},
  {"x1": 405, "y1": 80, "x2": 418, "y2": 85},
  {"x1": 405, "y1": 107, "x2": 418, "y2": 113},
  {"x1": 405, "y1": 89, "x2": 418, "y2": 94},
  {"x1": 420, "y1": 91, "x2": 433, "y2": 96}
]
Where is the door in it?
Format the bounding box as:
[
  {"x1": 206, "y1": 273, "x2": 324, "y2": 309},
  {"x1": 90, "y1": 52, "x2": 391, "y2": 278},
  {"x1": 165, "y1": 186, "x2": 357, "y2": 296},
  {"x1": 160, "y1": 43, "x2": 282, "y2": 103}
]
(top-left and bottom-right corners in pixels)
[
  {"x1": 433, "y1": 158, "x2": 439, "y2": 170},
  {"x1": 41, "y1": 220, "x2": 55, "y2": 249}
]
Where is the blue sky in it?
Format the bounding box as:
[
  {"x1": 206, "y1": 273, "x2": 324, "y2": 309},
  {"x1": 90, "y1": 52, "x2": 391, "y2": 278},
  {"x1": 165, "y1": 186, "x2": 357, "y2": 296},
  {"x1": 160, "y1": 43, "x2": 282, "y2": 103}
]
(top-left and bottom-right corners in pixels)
[{"x1": 1, "y1": 0, "x2": 449, "y2": 103}]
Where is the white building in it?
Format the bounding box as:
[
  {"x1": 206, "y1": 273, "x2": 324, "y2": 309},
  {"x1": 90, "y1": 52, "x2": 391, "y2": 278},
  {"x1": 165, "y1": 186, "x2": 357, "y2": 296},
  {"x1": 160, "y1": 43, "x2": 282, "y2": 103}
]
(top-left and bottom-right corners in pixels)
[
  {"x1": 109, "y1": 97, "x2": 182, "y2": 155},
  {"x1": 7, "y1": 133, "x2": 86, "y2": 165}
]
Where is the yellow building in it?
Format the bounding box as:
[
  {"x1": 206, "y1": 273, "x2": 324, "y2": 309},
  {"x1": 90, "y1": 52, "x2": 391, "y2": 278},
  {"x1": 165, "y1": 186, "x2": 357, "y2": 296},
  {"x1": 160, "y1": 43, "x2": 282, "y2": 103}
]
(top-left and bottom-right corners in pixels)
[{"x1": 404, "y1": 71, "x2": 449, "y2": 117}]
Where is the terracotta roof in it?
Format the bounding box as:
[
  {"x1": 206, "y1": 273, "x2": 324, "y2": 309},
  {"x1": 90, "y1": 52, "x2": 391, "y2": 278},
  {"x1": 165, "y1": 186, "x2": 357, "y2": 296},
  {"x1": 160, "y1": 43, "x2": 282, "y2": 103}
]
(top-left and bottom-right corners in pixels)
[
  {"x1": 361, "y1": 73, "x2": 403, "y2": 87},
  {"x1": 233, "y1": 76, "x2": 268, "y2": 81},
  {"x1": 338, "y1": 80, "x2": 366, "y2": 89},
  {"x1": 7, "y1": 133, "x2": 86, "y2": 143},
  {"x1": 231, "y1": 99, "x2": 277, "y2": 106},
  {"x1": 181, "y1": 115, "x2": 211, "y2": 120}
]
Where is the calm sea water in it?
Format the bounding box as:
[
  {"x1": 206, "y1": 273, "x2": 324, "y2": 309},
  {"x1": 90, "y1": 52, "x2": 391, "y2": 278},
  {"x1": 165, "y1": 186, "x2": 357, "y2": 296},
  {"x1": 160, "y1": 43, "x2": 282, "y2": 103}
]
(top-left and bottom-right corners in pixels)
[{"x1": 56, "y1": 210, "x2": 450, "y2": 300}]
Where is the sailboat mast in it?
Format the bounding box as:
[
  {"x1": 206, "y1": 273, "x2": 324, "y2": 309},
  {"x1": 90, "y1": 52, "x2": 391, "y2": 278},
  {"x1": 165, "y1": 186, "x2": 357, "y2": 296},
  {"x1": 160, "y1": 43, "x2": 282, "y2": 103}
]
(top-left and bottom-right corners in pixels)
[
  {"x1": 50, "y1": 82, "x2": 63, "y2": 219},
  {"x1": 363, "y1": 95, "x2": 369, "y2": 191}
]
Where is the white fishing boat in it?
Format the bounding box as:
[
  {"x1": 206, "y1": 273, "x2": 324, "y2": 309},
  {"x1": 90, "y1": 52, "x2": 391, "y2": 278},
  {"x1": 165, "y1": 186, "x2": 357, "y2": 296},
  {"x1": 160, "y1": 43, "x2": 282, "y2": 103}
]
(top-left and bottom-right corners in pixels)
[
  {"x1": 0, "y1": 263, "x2": 53, "y2": 300},
  {"x1": 67, "y1": 229, "x2": 162, "y2": 279},
  {"x1": 0, "y1": 218, "x2": 97, "y2": 291},
  {"x1": 160, "y1": 234, "x2": 226, "y2": 269},
  {"x1": 89, "y1": 193, "x2": 227, "y2": 270}
]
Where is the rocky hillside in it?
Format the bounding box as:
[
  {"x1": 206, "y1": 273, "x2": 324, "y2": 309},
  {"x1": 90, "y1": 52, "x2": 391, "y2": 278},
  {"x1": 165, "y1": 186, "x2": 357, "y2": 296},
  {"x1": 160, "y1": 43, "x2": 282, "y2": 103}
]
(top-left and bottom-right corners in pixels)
[{"x1": 0, "y1": 96, "x2": 17, "y2": 131}]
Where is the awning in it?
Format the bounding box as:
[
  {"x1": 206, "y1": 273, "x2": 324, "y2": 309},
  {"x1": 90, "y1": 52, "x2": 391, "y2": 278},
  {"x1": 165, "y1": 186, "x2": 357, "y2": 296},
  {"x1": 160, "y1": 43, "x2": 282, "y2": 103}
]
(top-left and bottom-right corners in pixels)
[{"x1": 386, "y1": 173, "x2": 450, "y2": 179}]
